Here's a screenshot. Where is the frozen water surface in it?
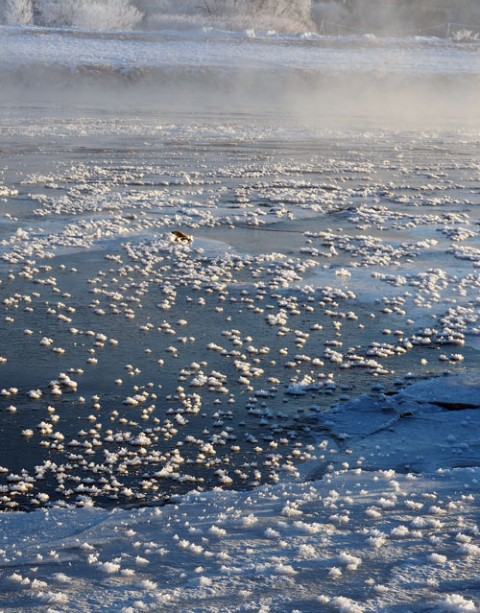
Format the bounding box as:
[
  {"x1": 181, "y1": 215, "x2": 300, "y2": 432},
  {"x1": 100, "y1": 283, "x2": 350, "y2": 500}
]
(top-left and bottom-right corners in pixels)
[{"x1": 1, "y1": 19, "x2": 480, "y2": 612}]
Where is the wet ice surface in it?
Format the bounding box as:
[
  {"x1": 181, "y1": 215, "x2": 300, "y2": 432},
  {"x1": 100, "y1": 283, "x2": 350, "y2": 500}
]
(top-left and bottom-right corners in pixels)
[
  {"x1": 2, "y1": 27, "x2": 480, "y2": 605},
  {"x1": 1, "y1": 108, "x2": 480, "y2": 515}
]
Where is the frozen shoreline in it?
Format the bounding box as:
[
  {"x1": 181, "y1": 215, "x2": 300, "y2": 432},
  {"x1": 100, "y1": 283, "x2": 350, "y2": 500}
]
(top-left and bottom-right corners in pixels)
[
  {"x1": 3, "y1": 25, "x2": 479, "y2": 75},
  {"x1": 2, "y1": 375, "x2": 480, "y2": 611}
]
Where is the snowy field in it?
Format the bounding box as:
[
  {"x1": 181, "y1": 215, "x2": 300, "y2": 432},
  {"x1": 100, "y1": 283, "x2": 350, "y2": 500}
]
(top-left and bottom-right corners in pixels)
[{"x1": 1, "y1": 12, "x2": 480, "y2": 612}]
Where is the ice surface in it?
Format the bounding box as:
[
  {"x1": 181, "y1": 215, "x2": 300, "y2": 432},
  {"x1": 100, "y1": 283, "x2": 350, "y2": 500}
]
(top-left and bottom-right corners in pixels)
[
  {"x1": 314, "y1": 374, "x2": 480, "y2": 474},
  {"x1": 398, "y1": 372, "x2": 480, "y2": 406},
  {"x1": 1, "y1": 465, "x2": 480, "y2": 611}
]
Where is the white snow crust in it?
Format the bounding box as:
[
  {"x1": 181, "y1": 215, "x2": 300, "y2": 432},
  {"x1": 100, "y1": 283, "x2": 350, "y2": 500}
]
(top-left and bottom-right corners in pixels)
[
  {"x1": 1, "y1": 375, "x2": 480, "y2": 610},
  {"x1": 1, "y1": 462, "x2": 480, "y2": 611}
]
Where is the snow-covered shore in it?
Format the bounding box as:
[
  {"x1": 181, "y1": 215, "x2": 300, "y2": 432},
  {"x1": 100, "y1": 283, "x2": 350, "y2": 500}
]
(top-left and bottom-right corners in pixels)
[{"x1": 2, "y1": 24, "x2": 479, "y2": 76}]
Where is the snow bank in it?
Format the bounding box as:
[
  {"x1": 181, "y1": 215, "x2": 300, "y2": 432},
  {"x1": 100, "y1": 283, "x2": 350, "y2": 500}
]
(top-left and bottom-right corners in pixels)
[
  {"x1": 0, "y1": 466, "x2": 479, "y2": 611},
  {"x1": 1, "y1": 375, "x2": 480, "y2": 610}
]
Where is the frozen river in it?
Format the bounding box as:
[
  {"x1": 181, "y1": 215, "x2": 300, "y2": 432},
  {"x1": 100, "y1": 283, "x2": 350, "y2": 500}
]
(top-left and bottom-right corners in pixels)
[{"x1": 1, "y1": 21, "x2": 480, "y2": 611}]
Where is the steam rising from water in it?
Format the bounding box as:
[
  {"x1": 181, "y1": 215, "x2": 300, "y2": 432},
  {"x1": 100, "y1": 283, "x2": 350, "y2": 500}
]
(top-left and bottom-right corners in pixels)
[
  {"x1": 1, "y1": 32, "x2": 479, "y2": 132},
  {"x1": 1, "y1": 1, "x2": 480, "y2": 132},
  {"x1": 312, "y1": 1, "x2": 480, "y2": 37},
  {"x1": 3, "y1": 65, "x2": 480, "y2": 131}
]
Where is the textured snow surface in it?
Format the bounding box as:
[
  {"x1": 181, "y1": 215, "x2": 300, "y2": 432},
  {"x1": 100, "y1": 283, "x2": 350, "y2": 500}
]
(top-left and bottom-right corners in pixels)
[
  {"x1": 1, "y1": 25, "x2": 480, "y2": 76},
  {"x1": 1, "y1": 376, "x2": 480, "y2": 611},
  {"x1": 1, "y1": 465, "x2": 480, "y2": 612}
]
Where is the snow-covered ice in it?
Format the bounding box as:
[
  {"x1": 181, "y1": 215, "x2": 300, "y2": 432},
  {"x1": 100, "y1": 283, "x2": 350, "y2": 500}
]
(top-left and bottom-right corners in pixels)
[{"x1": 1, "y1": 448, "x2": 480, "y2": 611}]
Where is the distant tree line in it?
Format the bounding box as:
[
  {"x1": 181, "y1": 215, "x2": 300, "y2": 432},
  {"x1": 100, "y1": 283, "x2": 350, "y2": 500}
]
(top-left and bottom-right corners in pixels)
[
  {"x1": 3, "y1": 0, "x2": 480, "y2": 35},
  {"x1": 2, "y1": 0, "x2": 142, "y2": 29}
]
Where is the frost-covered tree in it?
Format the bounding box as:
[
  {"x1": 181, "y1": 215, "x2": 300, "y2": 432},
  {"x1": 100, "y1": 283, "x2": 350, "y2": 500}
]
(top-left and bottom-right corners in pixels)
[
  {"x1": 135, "y1": 0, "x2": 314, "y2": 32},
  {"x1": 36, "y1": 0, "x2": 143, "y2": 29},
  {"x1": 4, "y1": 0, "x2": 34, "y2": 25},
  {"x1": 2, "y1": 0, "x2": 314, "y2": 31},
  {"x1": 1, "y1": 0, "x2": 143, "y2": 30},
  {"x1": 201, "y1": 0, "x2": 312, "y2": 23}
]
